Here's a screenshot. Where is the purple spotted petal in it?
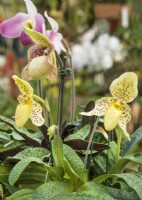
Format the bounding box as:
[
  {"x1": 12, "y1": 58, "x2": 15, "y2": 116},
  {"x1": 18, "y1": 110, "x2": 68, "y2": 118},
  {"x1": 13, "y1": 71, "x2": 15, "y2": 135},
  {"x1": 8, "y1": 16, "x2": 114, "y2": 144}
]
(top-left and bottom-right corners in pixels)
[
  {"x1": 34, "y1": 13, "x2": 45, "y2": 33},
  {"x1": 20, "y1": 31, "x2": 33, "y2": 46},
  {"x1": 0, "y1": 13, "x2": 28, "y2": 38}
]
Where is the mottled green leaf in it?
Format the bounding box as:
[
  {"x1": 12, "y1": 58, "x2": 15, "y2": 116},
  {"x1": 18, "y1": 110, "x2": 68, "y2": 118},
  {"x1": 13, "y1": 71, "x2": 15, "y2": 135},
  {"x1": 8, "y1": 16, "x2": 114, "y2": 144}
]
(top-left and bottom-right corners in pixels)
[
  {"x1": 110, "y1": 153, "x2": 142, "y2": 173},
  {"x1": 9, "y1": 157, "x2": 49, "y2": 185},
  {"x1": 63, "y1": 144, "x2": 87, "y2": 182},
  {"x1": 64, "y1": 125, "x2": 90, "y2": 141},
  {"x1": 121, "y1": 126, "x2": 142, "y2": 156},
  {"x1": 116, "y1": 173, "x2": 142, "y2": 200},
  {"x1": 52, "y1": 135, "x2": 64, "y2": 167},
  {"x1": 107, "y1": 187, "x2": 139, "y2": 200},
  {"x1": 7, "y1": 189, "x2": 33, "y2": 200},
  {"x1": 13, "y1": 147, "x2": 49, "y2": 160},
  {"x1": 0, "y1": 115, "x2": 41, "y2": 146},
  {"x1": 0, "y1": 131, "x2": 11, "y2": 143},
  {"x1": 29, "y1": 181, "x2": 69, "y2": 200}
]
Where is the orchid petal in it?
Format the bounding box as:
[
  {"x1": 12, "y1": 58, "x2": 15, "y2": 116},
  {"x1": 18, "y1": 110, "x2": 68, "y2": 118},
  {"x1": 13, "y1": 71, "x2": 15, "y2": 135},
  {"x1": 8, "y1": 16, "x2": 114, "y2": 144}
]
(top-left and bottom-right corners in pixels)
[
  {"x1": 15, "y1": 103, "x2": 32, "y2": 127},
  {"x1": 44, "y1": 11, "x2": 58, "y2": 31},
  {"x1": 0, "y1": 13, "x2": 28, "y2": 38},
  {"x1": 118, "y1": 104, "x2": 131, "y2": 140},
  {"x1": 104, "y1": 103, "x2": 122, "y2": 131},
  {"x1": 12, "y1": 75, "x2": 33, "y2": 95},
  {"x1": 80, "y1": 97, "x2": 114, "y2": 116},
  {"x1": 110, "y1": 72, "x2": 138, "y2": 103},
  {"x1": 30, "y1": 101, "x2": 44, "y2": 126},
  {"x1": 52, "y1": 33, "x2": 63, "y2": 54},
  {"x1": 24, "y1": 0, "x2": 37, "y2": 17},
  {"x1": 34, "y1": 13, "x2": 45, "y2": 33}
]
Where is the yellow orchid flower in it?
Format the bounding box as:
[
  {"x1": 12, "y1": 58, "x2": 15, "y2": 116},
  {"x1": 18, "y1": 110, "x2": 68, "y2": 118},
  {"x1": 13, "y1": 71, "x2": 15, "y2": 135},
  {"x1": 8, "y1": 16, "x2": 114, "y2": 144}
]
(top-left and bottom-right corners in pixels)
[
  {"x1": 21, "y1": 28, "x2": 57, "y2": 81},
  {"x1": 80, "y1": 72, "x2": 138, "y2": 139},
  {"x1": 13, "y1": 75, "x2": 44, "y2": 128}
]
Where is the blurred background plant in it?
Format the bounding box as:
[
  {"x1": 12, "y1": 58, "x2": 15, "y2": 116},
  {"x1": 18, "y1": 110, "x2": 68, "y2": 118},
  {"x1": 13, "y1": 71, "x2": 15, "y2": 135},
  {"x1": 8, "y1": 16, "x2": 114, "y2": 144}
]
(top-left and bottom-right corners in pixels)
[{"x1": 0, "y1": 0, "x2": 142, "y2": 134}]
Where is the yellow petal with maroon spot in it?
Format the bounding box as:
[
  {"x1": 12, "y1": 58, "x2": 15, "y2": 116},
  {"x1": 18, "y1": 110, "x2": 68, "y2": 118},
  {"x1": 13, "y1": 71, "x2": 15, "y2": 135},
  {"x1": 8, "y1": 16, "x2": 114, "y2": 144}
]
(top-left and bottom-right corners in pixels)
[
  {"x1": 118, "y1": 104, "x2": 131, "y2": 140},
  {"x1": 30, "y1": 101, "x2": 44, "y2": 126},
  {"x1": 80, "y1": 97, "x2": 114, "y2": 116}
]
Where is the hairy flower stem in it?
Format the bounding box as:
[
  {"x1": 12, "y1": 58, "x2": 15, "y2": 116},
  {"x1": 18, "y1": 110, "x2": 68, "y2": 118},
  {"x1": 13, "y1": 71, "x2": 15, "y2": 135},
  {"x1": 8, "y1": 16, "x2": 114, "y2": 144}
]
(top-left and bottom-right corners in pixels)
[
  {"x1": 38, "y1": 80, "x2": 53, "y2": 127},
  {"x1": 69, "y1": 55, "x2": 75, "y2": 122},
  {"x1": 84, "y1": 117, "x2": 99, "y2": 171},
  {"x1": 56, "y1": 52, "x2": 66, "y2": 135},
  {"x1": 106, "y1": 131, "x2": 111, "y2": 174},
  {"x1": 62, "y1": 39, "x2": 75, "y2": 122},
  {"x1": 116, "y1": 127, "x2": 122, "y2": 163},
  {"x1": 38, "y1": 80, "x2": 43, "y2": 99},
  {"x1": 58, "y1": 76, "x2": 65, "y2": 134}
]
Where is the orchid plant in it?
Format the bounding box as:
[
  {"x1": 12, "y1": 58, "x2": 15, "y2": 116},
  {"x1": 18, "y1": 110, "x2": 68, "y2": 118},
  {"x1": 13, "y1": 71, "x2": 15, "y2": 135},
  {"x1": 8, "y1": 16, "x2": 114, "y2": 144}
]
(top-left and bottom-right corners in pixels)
[{"x1": 0, "y1": 1, "x2": 142, "y2": 200}]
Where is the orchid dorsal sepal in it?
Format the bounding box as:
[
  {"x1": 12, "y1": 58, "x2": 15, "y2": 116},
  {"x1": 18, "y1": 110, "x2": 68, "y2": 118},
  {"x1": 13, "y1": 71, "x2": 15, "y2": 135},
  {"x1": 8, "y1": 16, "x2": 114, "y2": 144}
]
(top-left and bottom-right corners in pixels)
[{"x1": 24, "y1": 27, "x2": 54, "y2": 48}]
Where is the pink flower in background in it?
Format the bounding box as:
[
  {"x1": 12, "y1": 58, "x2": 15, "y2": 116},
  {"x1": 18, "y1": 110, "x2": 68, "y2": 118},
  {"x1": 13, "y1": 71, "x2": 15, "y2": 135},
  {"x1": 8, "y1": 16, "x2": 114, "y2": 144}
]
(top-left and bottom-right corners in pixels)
[
  {"x1": 44, "y1": 11, "x2": 63, "y2": 53},
  {"x1": 0, "y1": 0, "x2": 45, "y2": 45}
]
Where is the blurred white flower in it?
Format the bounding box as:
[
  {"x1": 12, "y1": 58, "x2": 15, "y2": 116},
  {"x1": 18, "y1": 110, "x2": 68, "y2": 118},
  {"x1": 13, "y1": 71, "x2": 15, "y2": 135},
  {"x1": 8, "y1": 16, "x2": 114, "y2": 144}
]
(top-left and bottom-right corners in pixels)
[
  {"x1": 72, "y1": 44, "x2": 89, "y2": 69},
  {"x1": 71, "y1": 32, "x2": 127, "y2": 70},
  {"x1": 109, "y1": 36, "x2": 120, "y2": 51}
]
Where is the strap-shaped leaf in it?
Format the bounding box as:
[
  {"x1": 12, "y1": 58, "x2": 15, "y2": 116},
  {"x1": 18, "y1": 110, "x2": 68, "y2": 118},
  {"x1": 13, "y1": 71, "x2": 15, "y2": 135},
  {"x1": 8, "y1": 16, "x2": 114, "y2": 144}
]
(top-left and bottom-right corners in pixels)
[
  {"x1": 63, "y1": 144, "x2": 87, "y2": 182},
  {"x1": 8, "y1": 157, "x2": 49, "y2": 185},
  {"x1": 121, "y1": 126, "x2": 142, "y2": 156},
  {"x1": 13, "y1": 147, "x2": 49, "y2": 160},
  {"x1": 0, "y1": 115, "x2": 41, "y2": 147},
  {"x1": 24, "y1": 28, "x2": 53, "y2": 47},
  {"x1": 29, "y1": 181, "x2": 69, "y2": 200},
  {"x1": 110, "y1": 153, "x2": 142, "y2": 174},
  {"x1": 52, "y1": 135, "x2": 64, "y2": 167},
  {"x1": 64, "y1": 125, "x2": 90, "y2": 141},
  {"x1": 7, "y1": 189, "x2": 33, "y2": 200}
]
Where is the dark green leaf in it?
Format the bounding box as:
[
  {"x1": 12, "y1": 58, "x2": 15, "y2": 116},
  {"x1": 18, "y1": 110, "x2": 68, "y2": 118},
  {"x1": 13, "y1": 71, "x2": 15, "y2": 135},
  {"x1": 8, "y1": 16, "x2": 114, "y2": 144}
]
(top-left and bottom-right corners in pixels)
[
  {"x1": 64, "y1": 125, "x2": 90, "y2": 141},
  {"x1": 110, "y1": 153, "x2": 142, "y2": 173},
  {"x1": 121, "y1": 126, "x2": 142, "y2": 156},
  {"x1": 116, "y1": 173, "x2": 142, "y2": 200},
  {"x1": 0, "y1": 131, "x2": 11, "y2": 143}
]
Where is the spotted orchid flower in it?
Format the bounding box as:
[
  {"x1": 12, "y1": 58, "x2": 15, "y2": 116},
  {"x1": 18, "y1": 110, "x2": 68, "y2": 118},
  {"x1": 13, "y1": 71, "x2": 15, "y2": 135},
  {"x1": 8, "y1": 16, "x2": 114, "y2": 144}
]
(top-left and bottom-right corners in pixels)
[
  {"x1": 12, "y1": 75, "x2": 44, "y2": 128},
  {"x1": 44, "y1": 11, "x2": 63, "y2": 54},
  {"x1": 80, "y1": 72, "x2": 138, "y2": 140},
  {"x1": 0, "y1": 0, "x2": 45, "y2": 45},
  {"x1": 21, "y1": 28, "x2": 57, "y2": 81}
]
